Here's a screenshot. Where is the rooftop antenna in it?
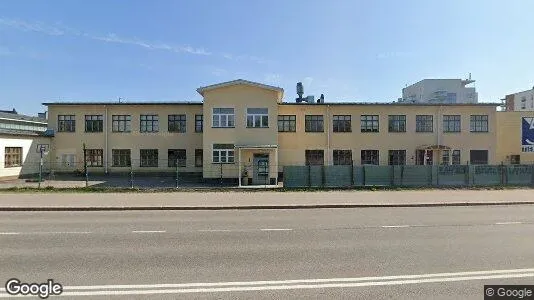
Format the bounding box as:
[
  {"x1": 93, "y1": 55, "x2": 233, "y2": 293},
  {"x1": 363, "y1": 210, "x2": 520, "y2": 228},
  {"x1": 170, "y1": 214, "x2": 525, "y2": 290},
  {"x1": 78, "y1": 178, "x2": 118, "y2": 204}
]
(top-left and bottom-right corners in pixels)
[
  {"x1": 296, "y1": 82, "x2": 304, "y2": 103},
  {"x1": 118, "y1": 97, "x2": 122, "y2": 103}
]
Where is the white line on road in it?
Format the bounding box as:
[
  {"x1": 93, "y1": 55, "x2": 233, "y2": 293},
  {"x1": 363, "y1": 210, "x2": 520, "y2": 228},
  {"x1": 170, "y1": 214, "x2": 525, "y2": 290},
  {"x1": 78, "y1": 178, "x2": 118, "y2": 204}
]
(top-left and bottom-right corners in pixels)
[
  {"x1": 381, "y1": 225, "x2": 411, "y2": 228},
  {"x1": 0, "y1": 232, "x2": 20, "y2": 235},
  {"x1": 495, "y1": 221, "x2": 523, "y2": 225},
  {"x1": 260, "y1": 228, "x2": 293, "y2": 231},
  {"x1": 198, "y1": 229, "x2": 233, "y2": 232},
  {"x1": 132, "y1": 230, "x2": 166, "y2": 233},
  {"x1": 2, "y1": 268, "x2": 533, "y2": 297}
]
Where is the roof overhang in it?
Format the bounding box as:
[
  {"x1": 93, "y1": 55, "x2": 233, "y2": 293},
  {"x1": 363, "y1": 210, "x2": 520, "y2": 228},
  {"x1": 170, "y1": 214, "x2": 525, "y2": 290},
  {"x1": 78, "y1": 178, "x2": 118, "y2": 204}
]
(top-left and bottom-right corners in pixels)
[
  {"x1": 234, "y1": 144, "x2": 278, "y2": 149},
  {"x1": 196, "y1": 79, "x2": 284, "y2": 100}
]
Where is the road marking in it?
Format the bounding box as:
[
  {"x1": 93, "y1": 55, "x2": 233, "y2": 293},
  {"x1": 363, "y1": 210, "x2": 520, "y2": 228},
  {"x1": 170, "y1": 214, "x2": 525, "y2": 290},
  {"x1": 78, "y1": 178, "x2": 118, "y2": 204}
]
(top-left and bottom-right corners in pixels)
[
  {"x1": 260, "y1": 228, "x2": 293, "y2": 231},
  {"x1": 132, "y1": 230, "x2": 166, "y2": 233},
  {"x1": 2, "y1": 268, "x2": 532, "y2": 297},
  {"x1": 34, "y1": 231, "x2": 93, "y2": 234},
  {"x1": 495, "y1": 222, "x2": 522, "y2": 225},
  {"x1": 381, "y1": 225, "x2": 410, "y2": 228},
  {"x1": 0, "y1": 232, "x2": 20, "y2": 235},
  {"x1": 198, "y1": 229, "x2": 233, "y2": 232}
]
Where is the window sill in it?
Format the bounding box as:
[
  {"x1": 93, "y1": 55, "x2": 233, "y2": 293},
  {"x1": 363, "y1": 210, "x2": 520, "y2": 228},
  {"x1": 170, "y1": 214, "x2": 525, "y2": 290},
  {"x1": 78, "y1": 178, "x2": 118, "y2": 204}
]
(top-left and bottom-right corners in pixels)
[
  {"x1": 111, "y1": 131, "x2": 132, "y2": 133},
  {"x1": 246, "y1": 126, "x2": 269, "y2": 129},
  {"x1": 211, "y1": 127, "x2": 235, "y2": 129},
  {"x1": 415, "y1": 131, "x2": 434, "y2": 133},
  {"x1": 84, "y1": 131, "x2": 104, "y2": 133},
  {"x1": 360, "y1": 131, "x2": 379, "y2": 133},
  {"x1": 278, "y1": 131, "x2": 296, "y2": 133},
  {"x1": 443, "y1": 131, "x2": 461, "y2": 134},
  {"x1": 112, "y1": 166, "x2": 131, "y2": 168},
  {"x1": 305, "y1": 131, "x2": 325, "y2": 133},
  {"x1": 211, "y1": 162, "x2": 235, "y2": 164},
  {"x1": 470, "y1": 131, "x2": 489, "y2": 133},
  {"x1": 168, "y1": 131, "x2": 187, "y2": 134},
  {"x1": 140, "y1": 131, "x2": 160, "y2": 134},
  {"x1": 333, "y1": 131, "x2": 352, "y2": 133}
]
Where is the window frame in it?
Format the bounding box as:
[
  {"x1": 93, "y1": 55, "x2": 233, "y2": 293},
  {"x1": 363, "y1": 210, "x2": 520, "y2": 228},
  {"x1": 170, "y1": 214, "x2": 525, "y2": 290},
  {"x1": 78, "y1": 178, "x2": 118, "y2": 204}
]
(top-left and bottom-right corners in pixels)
[
  {"x1": 140, "y1": 114, "x2": 159, "y2": 133},
  {"x1": 388, "y1": 115, "x2": 406, "y2": 133},
  {"x1": 212, "y1": 144, "x2": 235, "y2": 164},
  {"x1": 4, "y1": 147, "x2": 22, "y2": 168},
  {"x1": 360, "y1": 115, "x2": 379, "y2": 133},
  {"x1": 112, "y1": 115, "x2": 132, "y2": 133},
  {"x1": 168, "y1": 149, "x2": 186, "y2": 167},
  {"x1": 195, "y1": 114, "x2": 203, "y2": 132},
  {"x1": 278, "y1": 115, "x2": 296, "y2": 132},
  {"x1": 112, "y1": 149, "x2": 131, "y2": 167},
  {"x1": 333, "y1": 115, "x2": 352, "y2": 133},
  {"x1": 168, "y1": 114, "x2": 186, "y2": 133},
  {"x1": 361, "y1": 150, "x2": 379, "y2": 165},
  {"x1": 84, "y1": 115, "x2": 103, "y2": 133},
  {"x1": 415, "y1": 115, "x2": 433, "y2": 133},
  {"x1": 246, "y1": 108, "x2": 269, "y2": 128},
  {"x1": 85, "y1": 149, "x2": 103, "y2": 167},
  {"x1": 388, "y1": 150, "x2": 406, "y2": 165},
  {"x1": 305, "y1": 115, "x2": 324, "y2": 132},
  {"x1": 140, "y1": 149, "x2": 159, "y2": 167},
  {"x1": 212, "y1": 108, "x2": 235, "y2": 128},
  {"x1": 305, "y1": 150, "x2": 324, "y2": 165},
  {"x1": 443, "y1": 115, "x2": 461, "y2": 133},
  {"x1": 470, "y1": 115, "x2": 488, "y2": 132},
  {"x1": 333, "y1": 149, "x2": 352, "y2": 165},
  {"x1": 470, "y1": 150, "x2": 489, "y2": 165},
  {"x1": 58, "y1": 115, "x2": 76, "y2": 132}
]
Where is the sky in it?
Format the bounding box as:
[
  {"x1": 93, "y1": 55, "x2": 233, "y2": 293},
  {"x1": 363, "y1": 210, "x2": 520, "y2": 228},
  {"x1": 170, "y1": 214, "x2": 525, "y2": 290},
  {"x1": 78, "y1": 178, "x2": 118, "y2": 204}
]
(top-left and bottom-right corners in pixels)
[{"x1": 1, "y1": 0, "x2": 534, "y2": 115}]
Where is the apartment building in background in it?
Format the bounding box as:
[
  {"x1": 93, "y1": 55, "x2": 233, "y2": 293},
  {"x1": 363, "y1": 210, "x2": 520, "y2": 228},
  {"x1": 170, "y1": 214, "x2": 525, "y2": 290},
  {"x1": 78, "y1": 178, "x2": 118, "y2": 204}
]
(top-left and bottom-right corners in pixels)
[
  {"x1": 400, "y1": 78, "x2": 478, "y2": 104},
  {"x1": 37, "y1": 79, "x2": 534, "y2": 185},
  {"x1": 504, "y1": 87, "x2": 534, "y2": 111}
]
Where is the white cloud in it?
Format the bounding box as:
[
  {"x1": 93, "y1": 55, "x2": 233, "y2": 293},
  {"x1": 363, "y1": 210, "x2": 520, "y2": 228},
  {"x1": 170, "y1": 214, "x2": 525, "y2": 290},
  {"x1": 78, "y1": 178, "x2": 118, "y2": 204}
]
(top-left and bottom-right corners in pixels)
[{"x1": 0, "y1": 18, "x2": 64, "y2": 36}]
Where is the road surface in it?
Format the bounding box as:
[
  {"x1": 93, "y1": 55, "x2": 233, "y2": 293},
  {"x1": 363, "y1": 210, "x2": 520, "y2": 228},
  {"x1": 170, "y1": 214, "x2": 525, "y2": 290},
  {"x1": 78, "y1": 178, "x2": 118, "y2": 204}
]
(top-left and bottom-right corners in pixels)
[{"x1": 1, "y1": 206, "x2": 534, "y2": 299}]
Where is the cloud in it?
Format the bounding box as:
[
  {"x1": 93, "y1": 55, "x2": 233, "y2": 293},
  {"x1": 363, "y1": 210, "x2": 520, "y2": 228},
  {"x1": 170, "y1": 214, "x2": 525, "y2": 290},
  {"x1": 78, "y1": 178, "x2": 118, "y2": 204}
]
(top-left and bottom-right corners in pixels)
[
  {"x1": 0, "y1": 18, "x2": 64, "y2": 36},
  {"x1": 376, "y1": 51, "x2": 413, "y2": 59},
  {"x1": 303, "y1": 77, "x2": 314, "y2": 88}
]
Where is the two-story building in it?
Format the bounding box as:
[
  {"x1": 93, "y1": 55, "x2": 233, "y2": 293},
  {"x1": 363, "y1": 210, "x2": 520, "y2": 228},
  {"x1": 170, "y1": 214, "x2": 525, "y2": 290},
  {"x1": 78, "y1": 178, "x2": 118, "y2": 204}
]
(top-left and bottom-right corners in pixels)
[{"x1": 42, "y1": 79, "x2": 534, "y2": 185}]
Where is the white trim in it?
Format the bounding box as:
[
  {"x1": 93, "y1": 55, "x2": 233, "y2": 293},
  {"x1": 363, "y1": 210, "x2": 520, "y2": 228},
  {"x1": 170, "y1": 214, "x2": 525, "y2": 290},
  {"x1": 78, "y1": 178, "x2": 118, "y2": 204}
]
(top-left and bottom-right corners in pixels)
[{"x1": 197, "y1": 79, "x2": 283, "y2": 96}]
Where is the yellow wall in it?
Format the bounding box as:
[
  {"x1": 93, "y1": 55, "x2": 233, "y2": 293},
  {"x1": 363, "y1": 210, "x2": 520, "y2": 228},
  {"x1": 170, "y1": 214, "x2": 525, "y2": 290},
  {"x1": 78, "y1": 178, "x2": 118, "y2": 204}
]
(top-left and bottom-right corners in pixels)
[{"x1": 496, "y1": 111, "x2": 534, "y2": 164}]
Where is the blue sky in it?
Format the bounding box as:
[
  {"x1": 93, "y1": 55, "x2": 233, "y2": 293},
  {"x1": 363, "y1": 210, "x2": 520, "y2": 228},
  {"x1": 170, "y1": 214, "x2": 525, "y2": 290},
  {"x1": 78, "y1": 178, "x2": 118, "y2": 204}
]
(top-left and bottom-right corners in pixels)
[{"x1": 1, "y1": 0, "x2": 533, "y2": 115}]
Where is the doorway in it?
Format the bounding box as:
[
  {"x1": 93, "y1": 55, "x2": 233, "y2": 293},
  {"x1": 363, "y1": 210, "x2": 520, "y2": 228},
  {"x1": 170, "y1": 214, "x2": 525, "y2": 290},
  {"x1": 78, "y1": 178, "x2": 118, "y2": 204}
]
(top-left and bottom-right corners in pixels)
[{"x1": 252, "y1": 154, "x2": 269, "y2": 185}]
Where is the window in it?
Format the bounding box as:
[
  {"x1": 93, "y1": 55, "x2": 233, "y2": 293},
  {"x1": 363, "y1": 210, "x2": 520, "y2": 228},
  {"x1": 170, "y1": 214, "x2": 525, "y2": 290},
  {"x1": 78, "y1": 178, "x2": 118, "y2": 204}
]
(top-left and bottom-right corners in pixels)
[
  {"x1": 195, "y1": 149, "x2": 203, "y2": 167},
  {"x1": 140, "y1": 115, "x2": 159, "y2": 133},
  {"x1": 112, "y1": 115, "x2": 131, "y2": 132},
  {"x1": 360, "y1": 115, "x2": 379, "y2": 132},
  {"x1": 388, "y1": 115, "x2": 406, "y2": 132},
  {"x1": 361, "y1": 150, "x2": 379, "y2": 165},
  {"x1": 58, "y1": 115, "x2": 75, "y2": 132},
  {"x1": 112, "y1": 149, "x2": 131, "y2": 167},
  {"x1": 247, "y1": 108, "x2": 269, "y2": 128},
  {"x1": 168, "y1": 115, "x2": 186, "y2": 133},
  {"x1": 212, "y1": 144, "x2": 234, "y2": 163},
  {"x1": 443, "y1": 115, "x2": 461, "y2": 132},
  {"x1": 388, "y1": 150, "x2": 406, "y2": 165},
  {"x1": 278, "y1": 115, "x2": 296, "y2": 132},
  {"x1": 212, "y1": 108, "x2": 235, "y2": 128},
  {"x1": 333, "y1": 115, "x2": 351, "y2": 132},
  {"x1": 333, "y1": 150, "x2": 352, "y2": 165},
  {"x1": 470, "y1": 115, "x2": 488, "y2": 132},
  {"x1": 305, "y1": 115, "x2": 324, "y2": 132},
  {"x1": 416, "y1": 115, "x2": 433, "y2": 132},
  {"x1": 442, "y1": 150, "x2": 450, "y2": 165},
  {"x1": 140, "y1": 149, "x2": 158, "y2": 167},
  {"x1": 168, "y1": 149, "x2": 186, "y2": 167},
  {"x1": 510, "y1": 155, "x2": 520, "y2": 165},
  {"x1": 305, "y1": 150, "x2": 324, "y2": 165},
  {"x1": 85, "y1": 115, "x2": 103, "y2": 132},
  {"x1": 452, "y1": 150, "x2": 461, "y2": 165},
  {"x1": 446, "y1": 93, "x2": 457, "y2": 103},
  {"x1": 4, "y1": 147, "x2": 22, "y2": 167},
  {"x1": 85, "y1": 149, "x2": 103, "y2": 167},
  {"x1": 470, "y1": 150, "x2": 488, "y2": 165},
  {"x1": 195, "y1": 115, "x2": 203, "y2": 132}
]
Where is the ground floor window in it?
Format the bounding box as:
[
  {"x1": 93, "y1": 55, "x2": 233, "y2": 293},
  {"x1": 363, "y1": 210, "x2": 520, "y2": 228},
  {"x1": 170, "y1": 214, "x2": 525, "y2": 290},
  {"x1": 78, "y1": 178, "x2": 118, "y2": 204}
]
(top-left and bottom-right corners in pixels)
[
  {"x1": 510, "y1": 155, "x2": 520, "y2": 165},
  {"x1": 85, "y1": 149, "x2": 103, "y2": 167},
  {"x1": 388, "y1": 150, "x2": 406, "y2": 165},
  {"x1": 333, "y1": 150, "x2": 352, "y2": 165},
  {"x1": 4, "y1": 147, "x2": 22, "y2": 168},
  {"x1": 361, "y1": 150, "x2": 379, "y2": 165},
  {"x1": 140, "y1": 149, "x2": 158, "y2": 167},
  {"x1": 168, "y1": 149, "x2": 186, "y2": 167},
  {"x1": 112, "y1": 149, "x2": 131, "y2": 167},
  {"x1": 470, "y1": 150, "x2": 488, "y2": 165},
  {"x1": 305, "y1": 150, "x2": 324, "y2": 165},
  {"x1": 195, "y1": 149, "x2": 203, "y2": 167},
  {"x1": 213, "y1": 144, "x2": 234, "y2": 163}
]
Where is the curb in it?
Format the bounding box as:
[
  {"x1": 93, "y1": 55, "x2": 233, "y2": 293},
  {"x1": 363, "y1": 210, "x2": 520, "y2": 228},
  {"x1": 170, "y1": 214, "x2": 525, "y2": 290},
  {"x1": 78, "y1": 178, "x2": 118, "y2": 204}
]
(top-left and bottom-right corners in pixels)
[{"x1": 1, "y1": 202, "x2": 534, "y2": 211}]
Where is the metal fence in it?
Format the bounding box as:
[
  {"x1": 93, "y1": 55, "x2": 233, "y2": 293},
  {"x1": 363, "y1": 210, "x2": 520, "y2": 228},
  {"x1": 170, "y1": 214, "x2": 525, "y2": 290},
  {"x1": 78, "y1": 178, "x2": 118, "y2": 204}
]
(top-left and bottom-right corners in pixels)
[{"x1": 283, "y1": 164, "x2": 534, "y2": 188}]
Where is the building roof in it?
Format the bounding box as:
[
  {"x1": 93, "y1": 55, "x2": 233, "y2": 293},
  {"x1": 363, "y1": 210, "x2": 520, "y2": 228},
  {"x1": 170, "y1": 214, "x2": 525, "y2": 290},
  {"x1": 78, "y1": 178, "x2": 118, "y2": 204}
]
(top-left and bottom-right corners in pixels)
[
  {"x1": 0, "y1": 111, "x2": 47, "y2": 123},
  {"x1": 196, "y1": 79, "x2": 284, "y2": 97},
  {"x1": 0, "y1": 128, "x2": 50, "y2": 137},
  {"x1": 42, "y1": 101, "x2": 203, "y2": 106},
  {"x1": 279, "y1": 102, "x2": 501, "y2": 107}
]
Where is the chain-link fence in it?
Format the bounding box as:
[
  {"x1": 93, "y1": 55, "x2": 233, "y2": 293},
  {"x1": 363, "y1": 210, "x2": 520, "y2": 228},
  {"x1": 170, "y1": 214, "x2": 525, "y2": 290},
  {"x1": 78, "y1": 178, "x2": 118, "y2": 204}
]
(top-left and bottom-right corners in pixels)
[{"x1": 283, "y1": 164, "x2": 534, "y2": 188}]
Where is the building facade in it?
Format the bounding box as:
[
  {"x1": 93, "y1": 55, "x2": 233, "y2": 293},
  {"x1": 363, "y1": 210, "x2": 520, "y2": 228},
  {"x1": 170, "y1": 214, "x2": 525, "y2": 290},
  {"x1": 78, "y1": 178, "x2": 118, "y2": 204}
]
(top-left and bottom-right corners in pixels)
[
  {"x1": 0, "y1": 110, "x2": 51, "y2": 180},
  {"x1": 42, "y1": 79, "x2": 534, "y2": 184},
  {"x1": 401, "y1": 78, "x2": 478, "y2": 104},
  {"x1": 504, "y1": 87, "x2": 534, "y2": 111}
]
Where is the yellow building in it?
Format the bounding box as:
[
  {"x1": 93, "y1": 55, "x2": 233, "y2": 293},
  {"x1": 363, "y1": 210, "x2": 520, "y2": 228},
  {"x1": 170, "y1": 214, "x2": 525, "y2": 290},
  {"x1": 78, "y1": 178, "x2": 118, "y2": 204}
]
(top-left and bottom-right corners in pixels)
[{"x1": 42, "y1": 79, "x2": 534, "y2": 185}]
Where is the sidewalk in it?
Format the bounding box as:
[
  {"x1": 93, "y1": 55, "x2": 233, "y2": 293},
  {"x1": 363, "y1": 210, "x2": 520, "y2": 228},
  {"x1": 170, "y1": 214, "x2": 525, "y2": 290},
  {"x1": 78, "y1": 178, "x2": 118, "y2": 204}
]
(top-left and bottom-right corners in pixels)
[{"x1": 0, "y1": 189, "x2": 533, "y2": 210}]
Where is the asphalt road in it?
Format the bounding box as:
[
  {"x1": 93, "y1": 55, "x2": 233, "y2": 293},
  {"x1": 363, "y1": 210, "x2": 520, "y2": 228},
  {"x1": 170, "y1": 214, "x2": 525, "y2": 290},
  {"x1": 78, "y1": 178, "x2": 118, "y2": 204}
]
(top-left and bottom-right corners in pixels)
[{"x1": 1, "y1": 206, "x2": 534, "y2": 299}]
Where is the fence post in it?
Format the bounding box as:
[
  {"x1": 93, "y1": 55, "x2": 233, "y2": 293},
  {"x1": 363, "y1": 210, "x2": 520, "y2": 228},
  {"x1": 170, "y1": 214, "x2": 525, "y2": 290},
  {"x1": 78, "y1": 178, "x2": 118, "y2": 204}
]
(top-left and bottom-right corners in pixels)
[
  {"x1": 38, "y1": 148, "x2": 43, "y2": 189},
  {"x1": 130, "y1": 163, "x2": 134, "y2": 189},
  {"x1": 531, "y1": 164, "x2": 534, "y2": 187},
  {"x1": 83, "y1": 143, "x2": 88, "y2": 187},
  {"x1": 465, "y1": 162, "x2": 470, "y2": 186},
  {"x1": 307, "y1": 164, "x2": 311, "y2": 187},
  {"x1": 350, "y1": 160, "x2": 354, "y2": 187},
  {"x1": 176, "y1": 159, "x2": 183, "y2": 188},
  {"x1": 500, "y1": 162, "x2": 504, "y2": 185},
  {"x1": 219, "y1": 162, "x2": 223, "y2": 186},
  {"x1": 362, "y1": 165, "x2": 366, "y2": 186},
  {"x1": 321, "y1": 165, "x2": 325, "y2": 187},
  {"x1": 390, "y1": 165, "x2": 394, "y2": 186},
  {"x1": 400, "y1": 165, "x2": 404, "y2": 186}
]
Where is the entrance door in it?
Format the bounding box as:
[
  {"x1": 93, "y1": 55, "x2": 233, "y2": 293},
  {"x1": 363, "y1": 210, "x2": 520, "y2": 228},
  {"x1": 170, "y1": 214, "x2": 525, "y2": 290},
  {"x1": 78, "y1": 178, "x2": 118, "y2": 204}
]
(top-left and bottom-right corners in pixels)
[{"x1": 253, "y1": 154, "x2": 269, "y2": 185}]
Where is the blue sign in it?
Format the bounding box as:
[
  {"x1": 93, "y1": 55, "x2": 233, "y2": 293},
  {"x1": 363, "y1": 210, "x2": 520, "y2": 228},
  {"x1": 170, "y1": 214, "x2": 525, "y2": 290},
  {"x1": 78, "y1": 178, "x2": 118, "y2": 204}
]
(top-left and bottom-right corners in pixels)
[{"x1": 522, "y1": 117, "x2": 534, "y2": 153}]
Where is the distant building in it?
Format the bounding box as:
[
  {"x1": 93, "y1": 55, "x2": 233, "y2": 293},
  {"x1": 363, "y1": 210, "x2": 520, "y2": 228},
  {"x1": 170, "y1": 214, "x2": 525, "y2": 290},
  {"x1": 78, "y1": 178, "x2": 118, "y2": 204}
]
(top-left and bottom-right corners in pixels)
[
  {"x1": 400, "y1": 78, "x2": 478, "y2": 104},
  {"x1": 504, "y1": 87, "x2": 534, "y2": 111}
]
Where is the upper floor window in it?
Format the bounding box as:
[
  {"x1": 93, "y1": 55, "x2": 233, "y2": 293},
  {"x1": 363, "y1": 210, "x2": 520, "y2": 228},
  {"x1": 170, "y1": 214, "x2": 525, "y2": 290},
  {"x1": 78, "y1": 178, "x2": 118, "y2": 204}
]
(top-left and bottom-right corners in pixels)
[
  {"x1": 85, "y1": 115, "x2": 103, "y2": 132},
  {"x1": 416, "y1": 115, "x2": 433, "y2": 132},
  {"x1": 112, "y1": 115, "x2": 131, "y2": 132},
  {"x1": 246, "y1": 108, "x2": 269, "y2": 128},
  {"x1": 58, "y1": 115, "x2": 76, "y2": 132},
  {"x1": 388, "y1": 115, "x2": 406, "y2": 132},
  {"x1": 333, "y1": 115, "x2": 351, "y2": 132},
  {"x1": 212, "y1": 144, "x2": 234, "y2": 163},
  {"x1": 212, "y1": 108, "x2": 234, "y2": 128},
  {"x1": 195, "y1": 115, "x2": 203, "y2": 132},
  {"x1": 278, "y1": 115, "x2": 296, "y2": 132},
  {"x1": 140, "y1": 115, "x2": 159, "y2": 133},
  {"x1": 305, "y1": 115, "x2": 324, "y2": 132},
  {"x1": 168, "y1": 114, "x2": 186, "y2": 133},
  {"x1": 443, "y1": 115, "x2": 461, "y2": 132},
  {"x1": 470, "y1": 115, "x2": 488, "y2": 132},
  {"x1": 360, "y1": 115, "x2": 379, "y2": 132},
  {"x1": 4, "y1": 147, "x2": 22, "y2": 168}
]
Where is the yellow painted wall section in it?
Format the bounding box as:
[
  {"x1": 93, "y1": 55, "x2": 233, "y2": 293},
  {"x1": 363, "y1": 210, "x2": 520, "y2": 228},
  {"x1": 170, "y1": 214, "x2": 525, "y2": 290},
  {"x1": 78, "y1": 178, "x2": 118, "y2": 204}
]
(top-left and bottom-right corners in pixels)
[{"x1": 496, "y1": 111, "x2": 534, "y2": 164}]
